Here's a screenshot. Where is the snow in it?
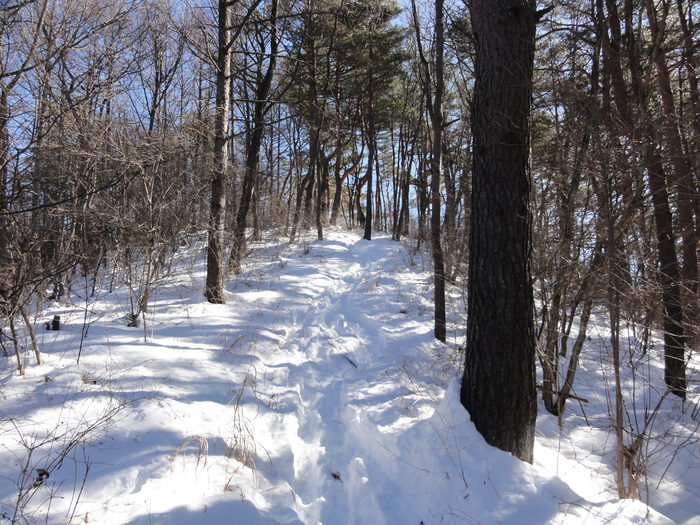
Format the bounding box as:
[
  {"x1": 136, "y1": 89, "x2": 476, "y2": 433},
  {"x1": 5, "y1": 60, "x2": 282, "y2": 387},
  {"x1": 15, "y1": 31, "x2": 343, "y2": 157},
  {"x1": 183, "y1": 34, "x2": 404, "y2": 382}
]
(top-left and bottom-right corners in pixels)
[{"x1": 1, "y1": 227, "x2": 698, "y2": 524}]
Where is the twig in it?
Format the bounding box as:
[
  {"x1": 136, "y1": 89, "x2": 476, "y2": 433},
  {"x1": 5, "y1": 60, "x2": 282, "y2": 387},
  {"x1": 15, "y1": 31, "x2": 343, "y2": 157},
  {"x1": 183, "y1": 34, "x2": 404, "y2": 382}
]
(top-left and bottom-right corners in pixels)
[
  {"x1": 536, "y1": 385, "x2": 589, "y2": 403},
  {"x1": 373, "y1": 439, "x2": 430, "y2": 474},
  {"x1": 323, "y1": 334, "x2": 358, "y2": 368},
  {"x1": 340, "y1": 352, "x2": 358, "y2": 368}
]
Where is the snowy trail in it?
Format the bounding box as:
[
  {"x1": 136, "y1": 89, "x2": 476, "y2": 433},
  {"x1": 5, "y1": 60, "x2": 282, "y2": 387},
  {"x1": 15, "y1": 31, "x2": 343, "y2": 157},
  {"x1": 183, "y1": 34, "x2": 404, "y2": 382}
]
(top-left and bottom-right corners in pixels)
[
  {"x1": 251, "y1": 234, "x2": 423, "y2": 525},
  {"x1": 1, "y1": 227, "x2": 689, "y2": 525}
]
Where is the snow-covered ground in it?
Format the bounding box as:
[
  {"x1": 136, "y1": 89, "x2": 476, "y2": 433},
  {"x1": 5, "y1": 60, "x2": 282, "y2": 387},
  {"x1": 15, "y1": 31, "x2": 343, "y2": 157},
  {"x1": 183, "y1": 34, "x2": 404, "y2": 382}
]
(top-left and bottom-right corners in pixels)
[{"x1": 1, "y1": 228, "x2": 698, "y2": 524}]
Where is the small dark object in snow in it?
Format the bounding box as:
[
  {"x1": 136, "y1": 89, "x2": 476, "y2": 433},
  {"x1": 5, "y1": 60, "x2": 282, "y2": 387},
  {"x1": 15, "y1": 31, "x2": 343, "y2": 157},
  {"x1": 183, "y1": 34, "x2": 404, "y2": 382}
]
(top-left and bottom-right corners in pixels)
[
  {"x1": 126, "y1": 312, "x2": 139, "y2": 328},
  {"x1": 331, "y1": 471, "x2": 342, "y2": 483},
  {"x1": 47, "y1": 282, "x2": 65, "y2": 301},
  {"x1": 46, "y1": 315, "x2": 60, "y2": 330},
  {"x1": 33, "y1": 468, "x2": 50, "y2": 487}
]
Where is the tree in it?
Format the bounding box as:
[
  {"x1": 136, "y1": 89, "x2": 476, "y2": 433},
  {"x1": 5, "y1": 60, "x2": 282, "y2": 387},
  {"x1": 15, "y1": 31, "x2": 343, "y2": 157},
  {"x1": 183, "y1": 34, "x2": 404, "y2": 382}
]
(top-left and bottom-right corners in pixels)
[
  {"x1": 229, "y1": 0, "x2": 280, "y2": 274},
  {"x1": 645, "y1": 0, "x2": 698, "y2": 320},
  {"x1": 411, "y1": 0, "x2": 446, "y2": 341},
  {"x1": 284, "y1": 0, "x2": 405, "y2": 242},
  {"x1": 347, "y1": 0, "x2": 405, "y2": 241},
  {"x1": 460, "y1": 0, "x2": 538, "y2": 463},
  {"x1": 286, "y1": 0, "x2": 331, "y2": 244},
  {"x1": 0, "y1": 0, "x2": 135, "y2": 372},
  {"x1": 204, "y1": 0, "x2": 233, "y2": 303},
  {"x1": 0, "y1": 1, "x2": 50, "y2": 360},
  {"x1": 600, "y1": 0, "x2": 687, "y2": 400}
]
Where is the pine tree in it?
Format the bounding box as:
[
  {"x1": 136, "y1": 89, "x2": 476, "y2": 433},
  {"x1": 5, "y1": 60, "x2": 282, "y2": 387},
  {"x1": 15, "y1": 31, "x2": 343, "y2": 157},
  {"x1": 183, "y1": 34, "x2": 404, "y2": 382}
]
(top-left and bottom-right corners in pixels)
[{"x1": 460, "y1": 0, "x2": 538, "y2": 463}]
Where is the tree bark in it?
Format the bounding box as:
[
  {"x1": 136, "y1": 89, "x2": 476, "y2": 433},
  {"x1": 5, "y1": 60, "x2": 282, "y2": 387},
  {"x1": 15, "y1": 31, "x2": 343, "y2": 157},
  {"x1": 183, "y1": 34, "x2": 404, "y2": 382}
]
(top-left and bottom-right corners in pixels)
[
  {"x1": 205, "y1": 0, "x2": 232, "y2": 303},
  {"x1": 412, "y1": 0, "x2": 447, "y2": 342},
  {"x1": 643, "y1": 137, "x2": 687, "y2": 399},
  {"x1": 645, "y1": 0, "x2": 698, "y2": 318},
  {"x1": 429, "y1": 0, "x2": 446, "y2": 342},
  {"x1": 460, "y1": 0, "x2": 538, "y2": 463},
  {"x1": 363, "y1": 46, "x2": 376, "y2": 241}
]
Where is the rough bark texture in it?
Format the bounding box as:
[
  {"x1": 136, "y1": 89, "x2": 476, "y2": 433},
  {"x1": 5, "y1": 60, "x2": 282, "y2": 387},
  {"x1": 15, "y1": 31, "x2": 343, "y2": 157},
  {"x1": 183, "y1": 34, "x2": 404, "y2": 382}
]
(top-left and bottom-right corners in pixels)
[
  {"x1": 644, "y1": 141, "x2": 687, "y2": 399},
  {"x1": 204, "y1": 0, "x2": 232, "y2": 304},
  {"x1": 645, "y1": 0, "x2": 698, "y2": 317},
  {"x1": 362, "y1": 46, "x2": 375, "y2": 242},
  {"x1": 460, "y1": 0, "x2": 538, "y2": 463},
  {"x1": 429, "y1": 0, "x2": 446, "y2": 342}
]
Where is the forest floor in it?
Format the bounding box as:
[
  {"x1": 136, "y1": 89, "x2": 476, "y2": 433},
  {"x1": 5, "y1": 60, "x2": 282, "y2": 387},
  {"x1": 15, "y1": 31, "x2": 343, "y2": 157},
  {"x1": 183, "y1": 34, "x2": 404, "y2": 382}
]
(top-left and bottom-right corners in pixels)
[{"x1": 1, "y1": 227, "x2": 698, "y2": 524}]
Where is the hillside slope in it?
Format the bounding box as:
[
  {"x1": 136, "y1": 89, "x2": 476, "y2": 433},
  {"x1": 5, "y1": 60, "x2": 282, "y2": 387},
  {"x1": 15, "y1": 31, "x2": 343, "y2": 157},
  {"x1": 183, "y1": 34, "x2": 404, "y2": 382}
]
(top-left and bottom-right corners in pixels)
[{"x1": 1, "y1": 228, "x2": 695, "y2": 524}]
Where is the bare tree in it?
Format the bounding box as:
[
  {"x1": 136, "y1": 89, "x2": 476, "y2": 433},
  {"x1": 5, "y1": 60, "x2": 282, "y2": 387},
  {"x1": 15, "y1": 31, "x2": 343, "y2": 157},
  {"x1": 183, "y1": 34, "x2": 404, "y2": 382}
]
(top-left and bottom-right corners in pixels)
[
  {"x1": 411, "y1": 0, "x2": 446, "y2": 342},
  {"x1": 205, "y1": 0, "x2": 233, "y2": 303},
  {"x1": 229, "y1": 0, "x2": 280, "y2": 273}
]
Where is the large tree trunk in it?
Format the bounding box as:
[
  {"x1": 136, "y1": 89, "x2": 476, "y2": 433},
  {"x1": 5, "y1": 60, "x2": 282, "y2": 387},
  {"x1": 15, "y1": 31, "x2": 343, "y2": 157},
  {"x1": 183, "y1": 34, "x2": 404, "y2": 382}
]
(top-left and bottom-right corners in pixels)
[
  {"x1": 646, "y1": 0, "x2": 698, "y2": 318},
  {"x1": 204, "y1": 0, "x2": 232, "y2": 303},
  {"x1": 429, "y1": 0, "x2": 446, "y2": 342},
  {"x1": 362, "y1": 46, "x2": 376, "y2": 242},
  {"x1": 460, "y1": 0, "x2": 538, "y2": 463},
  {"x1": 643, "y1": 137, "x2": 687, "y2": 399}
]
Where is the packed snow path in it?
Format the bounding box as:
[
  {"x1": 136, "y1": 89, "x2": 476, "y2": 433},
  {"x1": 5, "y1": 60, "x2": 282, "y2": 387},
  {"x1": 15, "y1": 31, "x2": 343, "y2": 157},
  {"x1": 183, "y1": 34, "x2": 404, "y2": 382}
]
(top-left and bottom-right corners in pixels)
[
  {"x1": 1, "y1": 228, "x2": 690, "y2": 525},
  {"x1": 251, "y1": 235, "x2": 437, "y2": 524}
]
